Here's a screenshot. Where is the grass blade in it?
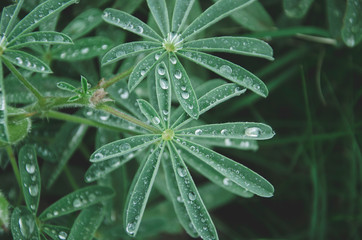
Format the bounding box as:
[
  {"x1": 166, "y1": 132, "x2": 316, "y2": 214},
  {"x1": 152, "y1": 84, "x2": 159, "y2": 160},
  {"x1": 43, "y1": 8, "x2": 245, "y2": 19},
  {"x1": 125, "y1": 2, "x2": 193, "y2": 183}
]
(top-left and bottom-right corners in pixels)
[
  {"x1": 147, "y1": 0, "x2": 170, "y2": 37},
  {"x1": 137, "y1": 99, "x2": 165, "y2": 130},
  {"x1": 178, "y1": 50, "x2": 268, "y2": 97},
  {"x1": 171, "y1": 0, "x2": 195, "y2": 32},
  {"x1": 38, "y1": 186, "x2": 114, "y2": 221},
  {"x1": 155, "y1": 61, "x2": 171, "y2": 128},
  {"x1": 2, "y1": 50, "x2": 52, "y2": 73},
  {"x1": 19, "y1": 145, "x2": 41, "y2": 214},
  {"x1": 11, "y1": 206, "x2": 40, "y2": 240},
  {"x1": 7, "y1": 31, "x2": 73, "y2": 49},
  {"x1": 90, "y1": 135, "x2": 161, "y2": 162},
  {"x1": 125, "y1": 143, "x2": 165, "y2": 237}
]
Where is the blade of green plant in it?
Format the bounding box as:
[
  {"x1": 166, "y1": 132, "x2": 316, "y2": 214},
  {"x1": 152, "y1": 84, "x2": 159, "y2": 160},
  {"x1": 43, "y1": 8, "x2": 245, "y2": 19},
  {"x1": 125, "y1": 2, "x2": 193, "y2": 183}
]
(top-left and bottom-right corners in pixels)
[
  {"x1": 80, "y1": 76, "x2": 88, "y2": 93},
  {"x1": 161, "y1": 150, "x2": 199, "y2": 238},
  {"x1": 175, "y1": 137, "x2": 274, "y2": 197},
  {"x1": 8, "y1": 0, "x2": 78, "y2": 41},
  {"x1": 11, "y1": 206, "x2": 40, "y2": 240},
  {"x1": 0, "y1": 60, "x2": 9, "y2": 143},
  {"x1": 137, "y1": 99, "x2": 165, "y2": 130},
  {"x1": 146, "y1": 70, "x2": 159, "y2": 110},
  {"x1": 124, "y1": 142, "x2": 164, "y2": 237},
  {"x1": 181, "y1": 0, "x2": 255, "y2": 40},
  {"x1": 56, "y1": 82, "x2": 78, "y2": 92},
  {"x1": 168, "y1": 53, "x2": 199, "y2": 119},
  {"x1": 184, "y1": 37, "x2": 274, "y2": 60},
  {"x1": 326, "y1": 0, "x2": 345, "y2": 40},
  {"x1": 7, "y1": 31, "x2": 73, "y2": 49},
  {"x1": 2, "y1": 0, "x2": 24, "y2": 36},
  {"x1": 102, "y1": 41, "x2": 161, "y2": 65},
  {"x1": 0, "y1": 191, "x2": 10, "y2": 231},
  {"x1": 147, "y1": 0, "x2": 170, "y2": 37},
  {"x1": 102, "y1": 8, "x2": 163, "y2": 42},
  {"x1": 128, "y1": 49, "x2": 166, "y2": 92},
  {"x1": 90, "y1": 135, "x2": 161, "y2": 162},
  {"x1": 172, "y1": 83, "x2": 246, "y2": 129},
  {"x1": 341, "y1": 0, "x2": 362, "y2": 47},
  {"x1": 178, "y1": 50, "x2": 268, "y2": 97},
  {"x1": 68, "y1": 204, "x2": 104, "y2": 240},
  {"x1": 168, "y1": 142, "x2": 218, "y2": 239},
  {"x1": 42, "y1": 225, "x2": 69, "y2": 240},
  {"x1": 172, "y1": 0, "x2": 195, "y2": 32},
  {"x1": 18, "y1": 145, "x2": 41, "y2": 214},
  {"x1": 0, "y1": 4, "x2": 17, "y2": 35},
  {"x1": 2, "y1": 50, "x2": 52, "y2": 73},
  {"x1": 38, "y1": 186, "x2": 114, "y2": 221},
  {"x1": 62, "y1": 8, "x2": 103, "y2": 39},
  {"x1": 283, "y1": 0, "x2": 314, "y2": 18},
  {"x1": 52, "y1": 36, "x2": 112, "y2": 61},
  {"x1": 194, "y1": 137, "x2": 259, "y2": 151},
  {"x1": 180, "y1": 147, "x2": 254, "y2": 198},
  {"x1": 155, "y1": 61, "x2": 171, "y2": 128}
]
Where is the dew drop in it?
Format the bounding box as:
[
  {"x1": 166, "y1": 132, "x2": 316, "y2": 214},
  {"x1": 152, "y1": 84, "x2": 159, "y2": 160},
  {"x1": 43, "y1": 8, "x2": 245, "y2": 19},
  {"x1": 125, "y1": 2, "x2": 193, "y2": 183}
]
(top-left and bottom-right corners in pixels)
[
  {"x1": 152, "y1": 116, "x2": 160, "y2": 125},
  {"x1": 73, "y1": 198, "x2": 82, "y2": 208},
  {"x1": 240, "y1": 141, "x2": 250, "y2": 148},
  {"x1": 221, "y1": 129, "x2": 228, "y2": 135},
  {"x1": 116, "y1": 50, "x2": 125, "y2": 58},
  {"x1": 155, "y1": 53, "x2": 161, "y2": 60},
  {"x1": 118, "y1": 89, "x2": 129, "y2": 99},
  {"x1": 219, "y1": 65, "x2": 232, "y2": 75},
  {"x1": 159, "y1": 78, "x2": 169, "y2": 89},
  {"x1": 60, "y1": 52, "x2": 66, "y2": 59},
  {"x1": 223, "y1": 178, "x2": 231, "y2": 186},
  {"x1": 27, "y1": 36, "x2": 36, "y2": 42},
  {"x1": 99, "y1": 112, "x2": 110, "y2": 121},
  {"x1": 140, "y1": 70, "x2": 146, "y2": 76},
  {"x1": 16, "y1": 57, "x2": 23, "y2": 65},
  {"x1": 54, "y1": 35, "x2": 64, "y2": 42},
  {"x1": 30, "y1": 204, "x2": 35, "y2": 210},
  {"x1": 162, "y1": 110, "x2": 168, "y2": 115},
  {"x1": 177, "y1": 196, "x2": 183, "y2": 202},
  {"x1": 120, "y1": 143, "x2": 131, "y2": 151},
  {"x1": 170, "y1": 56, "x2": 177, "y2": 64},
  {"x1": 224, "y1": 138, "x2": 232, "y2": 146},
  {"x1": 58, "y1": 231, "x2": 68, "y2": 240},
  {"x1": 174, "y1": 70, "x2": 182, "y2": 79},
  {"x1": 181, "y1": 86, "x2": 186, "y2": 91},
  {"x1": 26, "y1": 164, "x2": 35, "y2": 174},
  {"x1": 101, "y1": 44, "x2": 108, "y2": 50},
  {"x1": 29, "y1": 185, "x2": 38, "y2": 197},
  {"x1": 94, "y1": 152, "x2": 104, "y2": 160},
  {"x1": 157, "y1": 65, "x2": 166, "y2": 75},
  {"x1": 195, "y1": 129, "x2": 202, "y2": 135},
  {"x1": 136, "y1": 26, "x2": 144, "y2": 34},
  {"x1": 177, "y1": 167, "x2": 187, "y2": 177},
  {"x1": 81, "y1": 47, "x2": 89, "y2": 54},
  {"x1": 18, "y1": 215, "x2": 35, "y2": 237},
  {"x1": 245, "y1": 127, "x2": 261, "y2": 137},
  {"x1": 188, "y1": 192, "x2": 196, "y2": 201},
  {"x1": 181, "y1": 92, "x2": 189, "y2": 99},
  {"x1": 126, "y1": 222, "x2": 136, "y2": 236}
]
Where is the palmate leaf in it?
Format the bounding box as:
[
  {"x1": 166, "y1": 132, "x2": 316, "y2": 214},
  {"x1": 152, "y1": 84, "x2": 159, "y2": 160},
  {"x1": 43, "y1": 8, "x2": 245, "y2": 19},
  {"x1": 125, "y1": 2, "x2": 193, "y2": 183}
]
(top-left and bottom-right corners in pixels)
[
  {"x1": 178, "y1": 50, "x2": 268, "y2": 97},
  {"x1": 171, "y1": 0, "x2": 195, "y2": 33},
  {"x1": 147, "y1": 0, "x2": 170, "y2": 37},
  {"x1": 19, "y1": 145, "x2": 41, "y2": 214},
  {"x1": 7, "y1": 31, "x2": 73, "y2": 49},
  {"x1": 155, "y1": 61, "x2": 171, "y2": 128},
  {"x1": 137, "y1": 99, "x2": 165, "y2": 130},
  {"x1": 341, "y1": 0, "x2": 362, "y2": 47},
  {"x1": 42, "y1": 225, "x2": 69, "y2": 240},
  {"x1": 124, "y1": 143, "x2": 165, "y2": 237},
  {"x1": 11, "y1": 206, "x2": 40, "y2": 240},
  {"x1": 181, "y1": 0, "x2": 255, "y2": 41},
  {"x1": 2, "y1": 50, "x2": 52, "y2": 73},
  {"x1": 283, "y1": 0, "x2": 314, "y2": 18},
  {"x1": 175, "y1": 138, "x2": 274, "y2": 197},
  {"x1": 168, "y1": 142, "x2": 218, "y2": 240},
  {"x1": 38, "y1": 186, "x2": 114, "y2": 221}
]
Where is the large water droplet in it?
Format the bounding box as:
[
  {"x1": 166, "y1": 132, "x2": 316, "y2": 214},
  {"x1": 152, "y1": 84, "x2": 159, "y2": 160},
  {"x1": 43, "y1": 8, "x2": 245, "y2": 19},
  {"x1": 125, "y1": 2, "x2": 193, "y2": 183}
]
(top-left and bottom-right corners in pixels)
[
  {"x1": 177, "y1": 167, "x2": 187, "y2": 177},
  {"x1": 58, "y1": 231, "x2": 68, "y2": 240},
  {"x1": 73, "y1": 198, "x2": 82, "y2": 208},
  {"x1": 94, "y1": 152, "x2": 103, "y2": 160},
  {"x1": 223, "y1": 178, "x2": 231, "y2": 186},
  {"x1": 16, "y1": 57, "x2": 23, "y2": 65},
  {"x1": 195, "y1": 129, "x2": 202, "y2": 135},
  {"x1": 81, "y1": 48, "x2": 89, "y2": 54},
  {"x1": 126, "y1": 222, "x2": 136, "y2": 236},
  {"x1": 99, "y1": 112, "x2": 110, "y2": 121},
  {"x1": 18, "y1": 215, "x2": 35, "y2": 237},
  {"x1": 245, "y1": 127, "x2": 261, "y2": 137},
  {"x1": 159, "y1": 78, "x2": 169, "y2": 89},
  {"x1": 54, "y1": 35, "x2": 64, "y2": 42},
  {"x1": 181, "y1": 92, "x2": 189, "y2": 99},
  {"x1": 221, "y1": 129, "x2": 228, "y2": 135},
  {"x1": 152, "y1": 116, "x2": 160, "y2": 125},
  {"x1": 170, "y1": 56, "x2": 177, "y2": 65},
  {"x1": 136, "y1": 26, "x2": 144, "y2": 34},
  {"x1": 220, "y1": 65, "x2": 232, "y2": 75},
  {"x1": 188, "y1": 192, "x2": 196, "y2": 201},
  {"x1": 29, "y1": 185, "x2": 38, "y2": 197},
  {"x1": 118, "y1": 89, "x2": 129, "y2": 99},
  {"x1": 157, "y1": 65, "x2": 166, "y2": 75},
  {"x1": 26, "y1": 164, "x2": 35, "y2": 174},
  {"x1": 120, "y1": 143, "x2": 131, "y2": 151},
  {"x1": 174, "y1": 70, "x2": 182, "y2": 79}
]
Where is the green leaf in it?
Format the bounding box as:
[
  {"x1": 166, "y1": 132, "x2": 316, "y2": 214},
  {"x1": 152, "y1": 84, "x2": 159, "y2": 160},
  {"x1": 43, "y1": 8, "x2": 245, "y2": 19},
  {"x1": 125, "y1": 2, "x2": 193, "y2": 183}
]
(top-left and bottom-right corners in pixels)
[
  {"x1": 147, "y1": 70, "x2": 159, "y2": 109},
  {"x1": 19, "y1": 145, "x2": 41, "y2": 214},
  {"x1": 68, "y1": 204, "x2": 104, "y2": 240},
  {"x1": 0, "y1": 191, "x2": 10, "y2": 230},
  {"x1": 90, "y1": 135, "x2": 161, "y2": 162},
  {"x1": 181, "y1": 0, "x2": 255, "y2": 40},
  {"x1": 125, "y1": 143, "x2": 164, "y2": 237},
  {"x1": 341, "y1": 0, "x2": 362, "y2": 47},
  {"x1": 180, "y1": 147, "x2": 254, "y2": 198},
  {"x1": 128, "y1": 49, "x2": 166, "y2": 92},
  {"x1": 176, "y1": 122, "x2": 275, "y2": 140},
  {"x1": 52, "y1": 36, "x2": 112, "y2": 61},
  {"x1": 38, "y1": 186, "x2": 114, "y2": 221},
  {"x1": 168, "y1": 53, "x2": 199, "y2": 119},
  {"x1": 168, "y1": 142, "x2": 218, "y2": 240},
  {"x1": 162, "y1": 151, "x2": 199, "y2": 238},
  {"x1": 81, "y1": 76, "x2": 88, "y2": 93},
  {"x1": 0, "y1": 60, "x2": 9, "y2": 143},
  {"x1": 2, "y1": 50, "x2": 52, "y2": 73},
  {"x1": 137, "y1": 99, "x2": 165, "y2": 130},
  {"x1": 147, "y1": 0, "x2": 170, "y2": 37},
  {"x1": 172, "y1": 0, "x2": 195, "y2": 32},
  {"x1": 194, "y1": 138, "x2": 259, "y2": 151},
  {"x1": 283, "y1": 0, "x2": 314, "y2": 18},
  {"x1": 56, "y1": 82, "x2": 79, "y2": 93},
  {"x1": 178, "y1": 50, "x2": 268, "y2": 97},
  {"x1": 155, "y1": 61, "x2": 171, "y2": 128},
  {"x1": 175, "y1": 138, "x2": 274, "y2": 197},
  {"x1": 7, "y1": 31, "x2": 73, "y2": 49},
  {"x1": 8, "y1": 0, "x2": 78, "y2": 41},
  {"x1": 42, "y1": 225, "x2": 69, "y2": 240},
  {"x1": 62, "y1": 8, "x2": 103, "y2": 39},
  {"x1": 102, "y1": 41, "x2": 161, "y2": 65},
  {"x1": 11, "y1": 206, "x2": 40, "y2": 240},
  {"x1": 184, "y1": 37, "x2": 274, "y2": 60},
  {"x1": 327, "y1": 0, "x2": 345, "y2": 40},
  {"x1": 2, "y1": 0, "x2": 24, "y2": 36},
  {"x1": 102, "y1": 8, "x2": 163, "y2": 42}
]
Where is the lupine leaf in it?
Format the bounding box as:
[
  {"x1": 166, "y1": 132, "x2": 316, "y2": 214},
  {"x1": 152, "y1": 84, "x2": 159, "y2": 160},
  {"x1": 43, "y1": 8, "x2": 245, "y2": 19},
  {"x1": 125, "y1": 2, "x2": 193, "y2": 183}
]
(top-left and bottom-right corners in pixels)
[
  {"x1": 194, "y1": 137, "x2": 259, "y2": 151},
  {"x1": 175, "y1": 137, "x2": 274, "y2": 197},
  {"x1": 327, "y1": 0, "x2": 345, "y2": 40},
  {"x1": 168, "y1": 142, "x2": 218, "y2": 239},
  {"x1": 147, "y1": 0, "x2": 170, "y2": 37},
  {"x1": 162, "y1": 150, "x2": 199, "y2": 238},
  {"x1": 19, "y1": 145, "x2": 41, "y2": 214},
  {"x1": 341, "y1": 0, "x2": 362, "y2": 47},
  {"x1": 128, "y1": 49, "x2": 166, "y2": 92},
  {"x1": 2, "y1": 0, "x2": 24, "y2": 36},
  {"x1": 68, "y1": 204, "x2": 104, "y2": 240},
  {"x1": 168, "y1": 53, "x2": 199, "y2": 119},
  {"x1": 56, "y1": 82, "x2": 79, "y2": 93},
  {"x1": 283, "y1": 0, "x2": 314, "y2": 18},
  {"x1": 38, "y1": 186, "x2": 114, "y2": 221},
  {"x1": 7, "y1": 31, "x2": 73, "y2": 49},
  {"x1": 147, "y1": 70, "x2": 159, "y2": 109},
  {"x1": 52, "y1": 37, "x2": 112, "y2": 61},
  {"x1": 137, "y1": 99, "x2": 165, "y2": 130},
  {"x1": 3, "y1": 50, "x2": 52, "y2": 73},
  {"x1": 81, "y1": 76, "x2": 88, "y2": 93},
  {"x1": 172, "y1": 0, "x2": 195, "y2": 33},
  {"x1": 125, "y1": 143, "x2": 164, "y2": 237},
  {"x1": 102, "y1": 41, "x2": 161, "y2": 65},
  {"x1": 184, "y1": 37, "x2": 274, "y2": 60},
  {"x1": 102, "y1": 8, "x2": 163, "y2": 42},
  {"x1": 90, "y1": 135, "x2": 161, "y2": 162},
  {"x1": 42, "y1": 225, "x2": 70, "y2": 240},
  {"x1": 0, "y1": 60, "x2": 9, "y2": 144},
  {"x1": 155, "y1": 61, "x2": 171, "y2": 128},
  {"x1": 181, "y1": 0, "x2": 255, "y2": 40},
  {"x1": 178, "y1": 50, "x2": 268, "y2": 97},
  {"x1": 8, "y1": 0, "x2": 78, "y2": 41},
  {"x1": 180, "y1": 147, "x2": 254, "y2": 198},
  {"x1": 11, "y1": 206, "x2": 40, "y2": 240}
]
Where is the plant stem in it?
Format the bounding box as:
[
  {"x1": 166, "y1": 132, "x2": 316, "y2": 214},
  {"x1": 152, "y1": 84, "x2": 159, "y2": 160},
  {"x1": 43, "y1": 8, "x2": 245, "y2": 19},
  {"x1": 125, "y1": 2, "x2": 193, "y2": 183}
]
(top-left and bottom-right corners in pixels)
[
  {"x1": 5, "y1": 146, "x2": 22, "y2": 193},
  {"x1": 100, "y1": 67, "x2": 133, "y2": 89},
  {"x1": 98, "y1": 104, "x2": 161, "y2": 133},
  {"x1": 63, "y1": 165, "x2": 79, "y2": 190},
  {"x1": 2, "y1": 58, "x2": 44, "y2": 102}
]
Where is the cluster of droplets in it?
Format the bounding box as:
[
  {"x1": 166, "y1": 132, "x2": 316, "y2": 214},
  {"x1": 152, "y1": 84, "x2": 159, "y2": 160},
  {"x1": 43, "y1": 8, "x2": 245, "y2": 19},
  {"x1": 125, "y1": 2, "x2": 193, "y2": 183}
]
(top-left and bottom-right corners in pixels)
[
  {"x1": 183, "y1": 126, "x2": 263, "y2": 138},
  {"x1": 60, "y1": 44, "x2": 108, "y2": 59},
  {"x1": 103, "y1": 11, "x2": 144, "y2": 35},
  {"x1": 14, "y1": 56, "x2": 46, "y2": 72},
  {"x1": 23, "y1": 153, "x2": 38, "y2": 208}
]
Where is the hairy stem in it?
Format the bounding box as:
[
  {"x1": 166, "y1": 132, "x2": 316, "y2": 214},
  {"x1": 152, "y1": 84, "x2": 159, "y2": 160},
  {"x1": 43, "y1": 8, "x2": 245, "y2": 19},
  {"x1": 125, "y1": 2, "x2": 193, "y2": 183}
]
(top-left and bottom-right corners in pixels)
[{"x1": 100, "y1": 67, "x2": 133, "y2": 89}]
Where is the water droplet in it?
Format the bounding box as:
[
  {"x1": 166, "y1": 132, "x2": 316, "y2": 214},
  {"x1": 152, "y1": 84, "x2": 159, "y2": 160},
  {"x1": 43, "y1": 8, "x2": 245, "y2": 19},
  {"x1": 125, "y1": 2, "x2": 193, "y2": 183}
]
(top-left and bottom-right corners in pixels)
[
  {"x1": 29, "y1": 185, "x2": 38, "y2": 197},
  {"x1": 18, "y1": 215, "x2": 35, "y2": 237},
  {"x1": 118, "y1": 89, "x2": 129, "y2": 99},
  {"x1": 126, "y1": 222, "x2": 136, "y2": 236},
  {"x1": 181, "y1": 92, "x2": 189, "y2": 99},
  {"x1": 221, "y1": 129, "x2": 228, "y2": 135},
  {"x1": 220, "y1": 65, "x2": 232, "y2": 75},
  {"x1": 81, "y1": 48, "x2": 89, "y2": 54},
  {"x1": 245, "y1": 127, "x2": 261, "y2": 137},
  {"x1": 26, "y1": 164, "x2": 35, "y2": 174},
  {"x1": 243, "y1": 76, "x2": 252, "y2": 86},
  {"x1": 345, "y1": 36, "x2": 355, "y2": 47},
  {"x1": 224, "y1": 138, "x2": 232, "y2": 146},
  {"x1": 120, "y1": 143, "x2": 131, "y2": 151},
  {"x1": 94, "y1": 152, "x2": 104, "y2": 160},
  {"x1": 177, "y1": 196, "x2": 183, "y2": 202},
  {"x1": 159, "y1": 78, "x2": 169, "y2": 89},
  {"x1": 195, "y1": 129, "x2": 202, "y2": 135},
  {"x1": 162, "y1": 110, "x2": 168, "y2": 115},
  {"x1": 99, "y1": 112, "x2": 110, "y2": 121},
  {"x1": 188, "y1": 192, "x2": 196, "y2": 201},
  {"x1": 27, "y1": 36, "x2": 36, "y2": 42},
  {"x1": 54, "y1": 35, "x2": 64, "y2": 42},
  {"x1": 116, "y1": 50, "x2": 125, "y2": 58},
  {"x1": 157, "y1": 65, "x2": 166, "y2": 75},
  {"x1": 181, "y1": 86, "x2": 186, "y2": 91},
  {"x1": 177, "y1": 167, "x2": 187, "y2": 177},
  {"x1": 101, "y1": 44, "x2": 108, "y2": 50},
  {"x1": 60, "y1": 52, "x2": 66, "y2": 59},
  {"x1": 152, "y1": 116, "x2": 160, "y2": 125},
  {"x1": 16, "y1": 57, "x2": 23, "y2": 65},
  {"x1": 53, "y1": 210, "x2": 59, "y2": 216},
  {"x1": 170, "y1": 56, "x2": 177, "y2": 64},
  {"x1": 223, "y1": 178, "x2": 231, "y2": 186},
  {"x1": 58, "y1": 231, "x2": 68, "y2": 240},
  {"x1": 155, "y1": 53, "x2": 161, "y2": 60},
  {"x1": 86, "y1": 110, "x2": 93, "y2": 116},
  {"x1": 174, "y1": 70, "x2": 182, "y2": 79},
  {"x1": 73, "y1": 198, "x2": 82, "y2": 208},
  {"x1": 240, "y1": 141, "x2": 250, "y2": 148},
  {"x1": 30, "y1": 204, "x2": 36, "y2": 210},
  {"x1": 136, "y1": 26, "x2": 144, "y2": 34}
]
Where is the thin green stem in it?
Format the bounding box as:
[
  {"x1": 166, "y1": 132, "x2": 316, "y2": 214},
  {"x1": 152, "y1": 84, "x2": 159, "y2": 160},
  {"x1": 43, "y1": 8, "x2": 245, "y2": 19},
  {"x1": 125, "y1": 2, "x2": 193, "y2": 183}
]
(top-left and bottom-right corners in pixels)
[
  {"x1": 63, "y1": 165, "x2": 79, "y2": 190},
  {"x1": 100, "y1": 67, "x2": 133, "y2": 89},
  {"x1": 5, "y1": 146, "x2": 22, "y2": 194}
]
